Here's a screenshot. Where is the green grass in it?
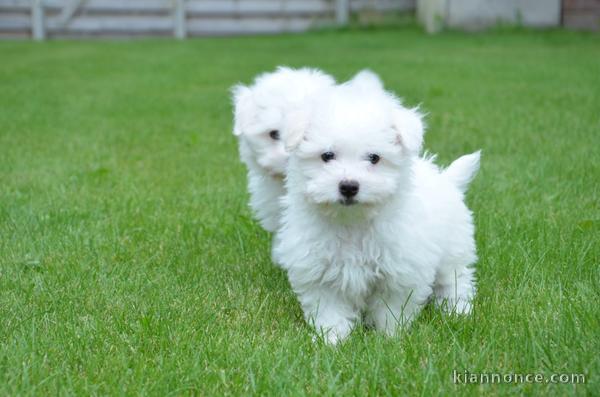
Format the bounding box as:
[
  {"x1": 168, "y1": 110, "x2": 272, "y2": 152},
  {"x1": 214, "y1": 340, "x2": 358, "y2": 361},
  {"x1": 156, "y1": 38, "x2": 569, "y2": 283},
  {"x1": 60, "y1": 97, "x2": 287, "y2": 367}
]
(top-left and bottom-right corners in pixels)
[{"x1": 1, "y1": 26, "x2": 599, "y2": 396}]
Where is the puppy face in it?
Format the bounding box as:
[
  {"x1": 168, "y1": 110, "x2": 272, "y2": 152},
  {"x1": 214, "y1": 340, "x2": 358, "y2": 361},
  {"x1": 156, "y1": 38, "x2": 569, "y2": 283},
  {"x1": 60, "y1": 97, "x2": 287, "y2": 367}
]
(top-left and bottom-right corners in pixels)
[
  {"x1": 233, "y1": 85, "x2": 288, "y2": 176},
  {"x1": 232, "y1": 67, "x2": 335, "y2": 177},
  {"x1": 285, "y1": 72, "x2": 424, "y2": 207}
]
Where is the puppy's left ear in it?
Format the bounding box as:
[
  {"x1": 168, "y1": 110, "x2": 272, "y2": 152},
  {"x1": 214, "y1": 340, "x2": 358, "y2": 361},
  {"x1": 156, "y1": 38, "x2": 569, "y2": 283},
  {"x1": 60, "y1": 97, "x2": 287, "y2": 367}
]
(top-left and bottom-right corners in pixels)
[
  {"x1": 231, "y1": 84, "x2": 254, "y2": 136},
  {"x1": 392, "y1": 106, "x2": 425, "y2": 154},
  {"x1": 347, "y1": 69, "x2": 383, "y2": 92}
]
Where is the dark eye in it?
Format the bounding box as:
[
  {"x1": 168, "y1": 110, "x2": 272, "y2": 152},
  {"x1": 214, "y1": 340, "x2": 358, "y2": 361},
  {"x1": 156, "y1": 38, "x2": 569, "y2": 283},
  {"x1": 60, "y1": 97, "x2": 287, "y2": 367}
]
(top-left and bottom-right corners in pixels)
[
  {"x1": 368, "y1": 153, "x2": 381, "y2": 164},
  {"x1": 321, "y1": 152, "x2": 335, "y2": 162},
  {"x1": 269, "y1": 130, "x2": 280, "y2": 140}
]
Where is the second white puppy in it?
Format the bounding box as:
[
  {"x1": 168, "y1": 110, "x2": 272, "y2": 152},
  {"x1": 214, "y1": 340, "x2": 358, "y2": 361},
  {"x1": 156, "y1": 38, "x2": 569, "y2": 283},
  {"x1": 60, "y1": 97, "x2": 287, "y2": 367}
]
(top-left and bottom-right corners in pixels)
[
  {"x1": 274, "y1": 71, "x2": 480, "y2": 345},
  {"x1": 232, "y1": 67, "x2": 335, "y2": 232}
]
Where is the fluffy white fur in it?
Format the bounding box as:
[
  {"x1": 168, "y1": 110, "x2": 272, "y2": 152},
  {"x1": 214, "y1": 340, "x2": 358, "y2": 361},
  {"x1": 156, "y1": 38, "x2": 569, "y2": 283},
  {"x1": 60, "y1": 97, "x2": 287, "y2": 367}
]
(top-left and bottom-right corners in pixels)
[
  {"x1": 274, "y1": 70, "x2": 480, "y2": 345},
  {"x1": 232, "y1": 67, "x2": 335, "y2": 232}
]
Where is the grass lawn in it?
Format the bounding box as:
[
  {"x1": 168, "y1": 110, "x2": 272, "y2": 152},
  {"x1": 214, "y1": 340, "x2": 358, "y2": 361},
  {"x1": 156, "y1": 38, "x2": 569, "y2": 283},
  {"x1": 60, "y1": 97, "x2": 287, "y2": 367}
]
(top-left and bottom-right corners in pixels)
[{"x1": 1, "y1": 26, "x2": 599, "y2": 395}]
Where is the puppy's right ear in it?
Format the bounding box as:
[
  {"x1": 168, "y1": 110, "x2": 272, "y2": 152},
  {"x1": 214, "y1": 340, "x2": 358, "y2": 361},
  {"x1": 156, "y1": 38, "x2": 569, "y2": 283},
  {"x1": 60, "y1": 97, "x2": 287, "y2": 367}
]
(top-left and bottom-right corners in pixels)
[
  {"x1": 231, "y1": 84, "x2": 254, "y2": 136},
  {"x1": 282, "y1": 107, "x2": 310, "y2": 152}
]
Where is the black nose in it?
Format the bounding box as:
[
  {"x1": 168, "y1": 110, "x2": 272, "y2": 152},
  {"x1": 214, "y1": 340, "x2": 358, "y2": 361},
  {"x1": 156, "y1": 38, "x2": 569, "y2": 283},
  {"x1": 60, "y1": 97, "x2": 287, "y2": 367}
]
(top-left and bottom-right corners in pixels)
[{"x1": 339, "y1": 180, "x2": 359, "y2": 198}]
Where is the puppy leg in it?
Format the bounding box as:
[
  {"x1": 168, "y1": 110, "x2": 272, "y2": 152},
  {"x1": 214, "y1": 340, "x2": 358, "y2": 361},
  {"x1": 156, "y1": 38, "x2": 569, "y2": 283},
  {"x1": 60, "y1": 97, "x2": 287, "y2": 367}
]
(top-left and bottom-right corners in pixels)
[
  {"x1": 296, "y1": 285, "x2": 358, "y2": 345},
  {"x1": 270, "y1": 233, "x2": 283, "y2": 267},
  {"x1": 367, "y1": 286, "x2": 430, "y2": 337},
  {"x1": 433, "y1": 265, "x2": 476, "y2": 315}
]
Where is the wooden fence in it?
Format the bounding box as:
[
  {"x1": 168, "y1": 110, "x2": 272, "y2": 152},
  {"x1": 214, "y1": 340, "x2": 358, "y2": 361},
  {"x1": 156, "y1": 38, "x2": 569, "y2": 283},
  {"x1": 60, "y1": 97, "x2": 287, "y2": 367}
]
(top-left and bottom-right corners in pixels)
[
  {"x1": 562, "y1": 0, "x2": 600, "y2": 30},
  {"x1": 0, "y1": 0, "x2": 415, "y2": 39}
]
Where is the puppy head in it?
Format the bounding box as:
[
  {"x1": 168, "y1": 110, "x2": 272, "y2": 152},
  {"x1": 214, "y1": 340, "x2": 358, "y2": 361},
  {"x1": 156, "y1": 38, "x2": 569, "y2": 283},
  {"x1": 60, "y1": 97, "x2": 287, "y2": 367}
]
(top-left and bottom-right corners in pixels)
[
  {"x1": 232, "y1": 67, "x2": 335, "y2": 177},
  {"x1": 284, "y1": 71, "x2": 425, "y2": 208}
]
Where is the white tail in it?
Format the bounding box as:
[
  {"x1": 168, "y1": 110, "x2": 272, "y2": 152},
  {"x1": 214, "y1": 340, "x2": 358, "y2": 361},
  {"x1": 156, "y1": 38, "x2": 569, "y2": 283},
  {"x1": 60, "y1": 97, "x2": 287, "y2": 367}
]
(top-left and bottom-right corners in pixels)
[{"x1": 443, "y1": 151, "x2": 481, "y2": 193}]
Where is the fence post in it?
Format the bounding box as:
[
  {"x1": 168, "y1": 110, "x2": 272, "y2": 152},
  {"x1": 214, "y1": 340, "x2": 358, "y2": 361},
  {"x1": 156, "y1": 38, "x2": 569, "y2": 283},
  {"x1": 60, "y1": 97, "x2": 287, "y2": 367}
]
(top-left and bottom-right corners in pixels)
[
  {"x1": 174, "y1": 0, "x2": 186, "y2": 39},
  {"x1": 31, "y1": 0, "x2": 45, "y2": 40},
  {"x1": 335, "y1": 0, "x2": 349, "y2": 25}
]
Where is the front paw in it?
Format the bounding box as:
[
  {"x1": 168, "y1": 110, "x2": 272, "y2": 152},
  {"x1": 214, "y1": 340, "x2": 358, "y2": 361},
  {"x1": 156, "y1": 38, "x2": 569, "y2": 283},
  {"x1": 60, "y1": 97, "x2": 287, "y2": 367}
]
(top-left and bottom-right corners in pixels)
[
  {"x1": 312, "y1": 322, "x2": 353, "y2": 346},
  {"x1": 435, "y1": 297, "x2": 473, "y2": 315},
  {"x1": 452, "y1": 298, "x2": 473, "y2": 315}
]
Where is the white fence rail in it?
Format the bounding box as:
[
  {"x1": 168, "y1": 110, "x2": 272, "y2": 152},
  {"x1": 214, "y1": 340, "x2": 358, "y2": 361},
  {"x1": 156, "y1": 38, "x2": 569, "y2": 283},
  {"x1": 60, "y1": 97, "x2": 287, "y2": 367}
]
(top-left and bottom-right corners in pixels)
[{"x1": 0, "y1": 0, "x2": 415, "y2": 39}]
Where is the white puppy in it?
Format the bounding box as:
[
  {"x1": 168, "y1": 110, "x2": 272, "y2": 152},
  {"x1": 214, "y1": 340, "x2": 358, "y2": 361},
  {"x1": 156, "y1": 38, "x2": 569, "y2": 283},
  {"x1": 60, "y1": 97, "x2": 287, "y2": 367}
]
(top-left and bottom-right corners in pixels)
[
  {"x1": 232, "y1": 67, "x2": 335, "y2": 232},
  {"x1": 274, "y1": 71, "x2": 480, "y2": 345}
]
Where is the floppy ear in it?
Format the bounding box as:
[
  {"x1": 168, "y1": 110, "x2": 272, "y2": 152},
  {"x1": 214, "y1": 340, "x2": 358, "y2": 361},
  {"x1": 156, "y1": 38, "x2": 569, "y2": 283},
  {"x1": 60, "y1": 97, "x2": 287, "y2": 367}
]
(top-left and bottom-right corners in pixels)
[
  {"x1": 347, "y1": 69, "x2": 384, "y2": 92},
  {"x1": 281, "y1": 107, "x2": 310, "y2": 152},
  {"x1": 231, "y1": 84, "x2": 254, "y2": 136},
  {"x1": 392, "y1": 106, "x2": 425, "y2": 154}
]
